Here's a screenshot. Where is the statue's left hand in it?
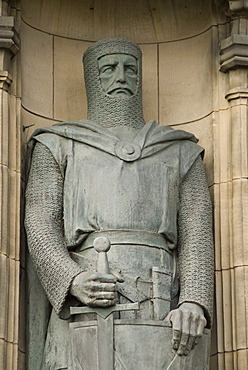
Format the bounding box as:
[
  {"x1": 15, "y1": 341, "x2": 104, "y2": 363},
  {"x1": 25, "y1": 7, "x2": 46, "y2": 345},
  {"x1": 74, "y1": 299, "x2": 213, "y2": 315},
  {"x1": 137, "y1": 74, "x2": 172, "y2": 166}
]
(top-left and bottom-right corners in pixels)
[{"x1": 166, "y1": 302, "x2": 207, "y2": 356}]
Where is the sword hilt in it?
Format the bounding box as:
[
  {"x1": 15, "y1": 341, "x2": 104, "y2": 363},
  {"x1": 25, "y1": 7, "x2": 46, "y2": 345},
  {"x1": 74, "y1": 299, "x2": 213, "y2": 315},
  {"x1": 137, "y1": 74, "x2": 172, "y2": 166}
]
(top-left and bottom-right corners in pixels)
[{"x1": 94, "y1": 236, "x2": 111, "y2": 274}]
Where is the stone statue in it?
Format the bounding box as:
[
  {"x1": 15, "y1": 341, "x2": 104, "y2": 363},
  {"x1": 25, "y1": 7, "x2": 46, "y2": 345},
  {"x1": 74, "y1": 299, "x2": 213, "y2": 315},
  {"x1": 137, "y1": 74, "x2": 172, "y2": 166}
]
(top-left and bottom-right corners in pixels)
[{"x1": 25, "y1": 38, "x2": 214, "y2": 370}]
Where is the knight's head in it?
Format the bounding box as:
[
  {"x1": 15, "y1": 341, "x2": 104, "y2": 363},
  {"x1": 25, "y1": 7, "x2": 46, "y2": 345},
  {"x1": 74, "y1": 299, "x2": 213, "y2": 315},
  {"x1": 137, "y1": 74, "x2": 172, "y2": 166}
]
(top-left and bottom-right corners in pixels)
[{"x1": 83, "y1": 38, "x2": 144, "y2": 128}]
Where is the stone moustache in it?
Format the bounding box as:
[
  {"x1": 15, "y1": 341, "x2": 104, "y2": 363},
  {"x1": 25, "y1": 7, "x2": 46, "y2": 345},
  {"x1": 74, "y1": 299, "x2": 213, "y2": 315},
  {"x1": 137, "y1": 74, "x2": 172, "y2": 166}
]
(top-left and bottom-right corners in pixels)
[{"x1": 25, "y1": 38, "x2": 214, "y2": 370}]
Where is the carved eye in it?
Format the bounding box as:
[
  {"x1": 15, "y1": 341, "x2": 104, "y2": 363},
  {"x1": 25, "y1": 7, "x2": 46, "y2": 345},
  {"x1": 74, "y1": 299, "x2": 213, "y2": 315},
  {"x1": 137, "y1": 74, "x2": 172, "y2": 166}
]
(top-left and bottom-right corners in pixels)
[
  {"x1": 125, "y1": 66, "x2": 137, "y2": 76},
  {"x1": 100, "y1": 66, "x2": 115, "y2": 75}
]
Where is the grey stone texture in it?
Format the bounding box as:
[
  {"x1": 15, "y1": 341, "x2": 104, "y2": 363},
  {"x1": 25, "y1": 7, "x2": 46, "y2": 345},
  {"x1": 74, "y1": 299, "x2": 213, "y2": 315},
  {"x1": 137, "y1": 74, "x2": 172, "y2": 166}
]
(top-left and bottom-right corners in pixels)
[{"x1": 25, "y1": 38, "x2": 214, "y2": 369}]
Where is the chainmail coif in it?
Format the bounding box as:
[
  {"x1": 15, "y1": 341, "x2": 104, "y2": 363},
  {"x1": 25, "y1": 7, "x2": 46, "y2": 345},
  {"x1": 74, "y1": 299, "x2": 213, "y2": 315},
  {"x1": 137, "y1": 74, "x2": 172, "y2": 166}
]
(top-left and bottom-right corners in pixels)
[{"x1": 83, "y1": 38, "x2": 145, "y2": 129}]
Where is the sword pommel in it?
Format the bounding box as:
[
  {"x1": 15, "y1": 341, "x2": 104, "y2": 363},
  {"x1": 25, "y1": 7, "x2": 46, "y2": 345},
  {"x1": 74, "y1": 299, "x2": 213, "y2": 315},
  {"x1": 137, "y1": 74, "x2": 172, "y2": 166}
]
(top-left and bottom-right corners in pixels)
[{"x1": 94, "y1": 236, "x2": 111, "y2": 274}]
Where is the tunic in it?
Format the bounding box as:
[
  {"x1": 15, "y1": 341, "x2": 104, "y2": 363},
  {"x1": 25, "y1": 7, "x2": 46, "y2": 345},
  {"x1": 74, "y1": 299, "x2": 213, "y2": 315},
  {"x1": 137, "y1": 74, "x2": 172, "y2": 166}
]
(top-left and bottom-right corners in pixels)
[{"x1": 25, "y1": 120, "x2": 214, "y2": 369}]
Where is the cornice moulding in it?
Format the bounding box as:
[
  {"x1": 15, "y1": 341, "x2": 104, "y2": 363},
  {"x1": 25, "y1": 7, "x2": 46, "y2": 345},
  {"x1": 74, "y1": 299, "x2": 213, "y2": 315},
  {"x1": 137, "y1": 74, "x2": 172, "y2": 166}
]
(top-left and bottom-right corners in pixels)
[
  {"x1": 0, "y1": 16, "x2": 19, "y2": 56},
  {"x1": 225, "y1": 86, "x2": 248, "y2": 100},
  {"x1": 220, "y1": 34, "x2": 248, "y2": 71}
]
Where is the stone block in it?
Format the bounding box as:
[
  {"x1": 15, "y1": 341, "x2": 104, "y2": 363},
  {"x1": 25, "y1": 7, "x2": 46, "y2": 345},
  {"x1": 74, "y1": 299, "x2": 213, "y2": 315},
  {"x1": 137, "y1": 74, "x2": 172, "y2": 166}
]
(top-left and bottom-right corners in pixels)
[
  {"x1": 53, "y1": 37, "x2": 90, "y2": 121},
  {"x1": 218, "y1": 182, "x2": 232, "y2": 270},
  {"x1": 212, "y1": 24, "x2": 229, "y2": 112},
  {"x1": 224, "y1": 351, "x2": 235, "y2": 370},
  {"x1": 6, "y1": 342, "x2": 18, "y2": 370},
  {"x1": 8, "y1": 170, "x2": 18, "y2": 260},
  {"x1": 212, "y1": 108, "x2": 231, "y2": 184},
  {"x1": 7, "y1": 258, "x2": 19, "y2": 344},
  {"x1": 221, "y1": 269, "x2": 233, "y2": 352},
  {"x1": 215, "y1": 271, "x2": 224, "y2": 353},
  {"x1": 0, "y1": 90, "x2": 10, "y2": 168},
  {"x1": 0, "y1": 165, "x2": 10, "y2": 256},
  {"x1": 233, "y1": 266, "x2": 248, "y2": 350},
  {"x1": 231, "y1": 179, "x2": 248, "y2": 268},
  {"x1": 236, "y1": 348, "x2": 248, "y2": 370},
  {"x1": 21, "y1": 21, "x2": 53, "y2": 118},
  {"x1": 0, "y1": 254, "x2": 8, "y2": 339},
  {"x1": 159, "y1": 29, "x2": 213, "y2": 126},
  {"x1": 213, "y1": 185, "x2": 222, "y2": 271},
  {"x1": 230, "y1": 102, "x2": 248, "y2": 179},
  {"x1": 0, "y1": 338, "x2": 6, "y2": 369},
  {"x1": 140, "y1": 43, "x2": 158, "y2": 123},
  {"x1": 8, "y1": 94, "x2": 17, "y2": 171}
]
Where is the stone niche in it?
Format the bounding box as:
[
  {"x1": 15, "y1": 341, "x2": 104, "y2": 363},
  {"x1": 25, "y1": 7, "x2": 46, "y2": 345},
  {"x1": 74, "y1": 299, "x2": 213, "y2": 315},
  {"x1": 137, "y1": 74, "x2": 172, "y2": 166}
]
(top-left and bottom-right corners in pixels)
[{"x1": 21, "y1": 0, "x2": 220, "y2": 369}]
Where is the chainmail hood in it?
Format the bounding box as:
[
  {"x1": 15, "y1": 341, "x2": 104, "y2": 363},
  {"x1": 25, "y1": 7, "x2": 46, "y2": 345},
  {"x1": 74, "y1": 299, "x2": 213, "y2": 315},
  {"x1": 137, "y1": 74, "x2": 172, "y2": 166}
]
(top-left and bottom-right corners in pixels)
[{"x1": 83, "y1": 38, "x2": 145, "y2": 129}]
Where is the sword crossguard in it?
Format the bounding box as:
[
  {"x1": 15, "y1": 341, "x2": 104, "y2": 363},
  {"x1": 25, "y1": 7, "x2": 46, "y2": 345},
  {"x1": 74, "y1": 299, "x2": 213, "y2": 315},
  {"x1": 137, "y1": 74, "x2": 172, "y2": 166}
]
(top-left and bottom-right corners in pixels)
[{"x1": 94, "y1": 236, "x2": 111, "y2": 274}]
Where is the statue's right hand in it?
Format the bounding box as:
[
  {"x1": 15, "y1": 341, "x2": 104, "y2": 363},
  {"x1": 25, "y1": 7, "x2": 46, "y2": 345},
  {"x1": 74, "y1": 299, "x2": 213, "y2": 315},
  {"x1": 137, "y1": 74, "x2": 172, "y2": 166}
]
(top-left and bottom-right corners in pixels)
[{"x1": 70, "y1": 271, "x2": 118, "y2": 307}]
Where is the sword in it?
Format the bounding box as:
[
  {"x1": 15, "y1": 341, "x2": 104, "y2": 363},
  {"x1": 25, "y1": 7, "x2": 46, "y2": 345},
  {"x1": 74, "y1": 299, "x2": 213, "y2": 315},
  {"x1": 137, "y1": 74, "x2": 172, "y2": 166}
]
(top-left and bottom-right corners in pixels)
[{"x1": 70, "y1": 236, "x2": 139, "y2": 370}]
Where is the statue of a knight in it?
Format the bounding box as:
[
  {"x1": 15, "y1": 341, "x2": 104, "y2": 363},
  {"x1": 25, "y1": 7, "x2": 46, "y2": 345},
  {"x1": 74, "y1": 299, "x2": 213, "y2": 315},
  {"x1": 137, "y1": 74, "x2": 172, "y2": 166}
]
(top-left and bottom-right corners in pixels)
[{"x1": 25, "y1": 38, "x2": 214, "y2": 370}]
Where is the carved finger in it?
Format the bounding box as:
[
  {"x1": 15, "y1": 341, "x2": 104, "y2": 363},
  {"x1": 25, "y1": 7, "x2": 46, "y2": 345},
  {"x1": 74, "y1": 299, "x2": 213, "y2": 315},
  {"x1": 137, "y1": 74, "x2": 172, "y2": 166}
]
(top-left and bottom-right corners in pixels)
[
  {"x1": 90, "y1": 282, "x2": 116, "y2": 292},
  {"x1": 170, "y1": 309, "x2": 182, "y2": 331},
  {"x1": 91, "y1": 272, "x2": 117, "y2": 283},
  {"x1": 197, "y1": 316, "x2": 207, "y2": 337},
  {"x1": 177, "y1": 333, "x2": 189, "y2": 356},
  {"x1": 172, "y1": 329, "x2": 181, "y2": 350},
  {"x1": 109, "y1": 268, "x2": 125, "y2": 283},
  {"x1": 184, "y1": 335, "x2": 195, "y2": 355},
  {"x1": 177, "y1": 310, "x2": 190, "y2": 355},
  {"x1": 94, "y1": 292, "x2": 116, "y2": 300},
  {"x1": 189, "y1": 314, "x2": 197, "y2": 336}
]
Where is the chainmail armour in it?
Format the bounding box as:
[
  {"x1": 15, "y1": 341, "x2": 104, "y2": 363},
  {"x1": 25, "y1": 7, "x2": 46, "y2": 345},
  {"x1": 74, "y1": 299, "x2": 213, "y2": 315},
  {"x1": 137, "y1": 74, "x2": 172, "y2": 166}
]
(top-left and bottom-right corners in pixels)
[
  {"x1": 25, "y1": 143, "x2": 84, "y2": 314},
  {"x1": 83, "y1": 38, "x2": 145, "y2": 129},
  {"x1": 25, "y1": 142, "x2": 214, "y2": 324}
]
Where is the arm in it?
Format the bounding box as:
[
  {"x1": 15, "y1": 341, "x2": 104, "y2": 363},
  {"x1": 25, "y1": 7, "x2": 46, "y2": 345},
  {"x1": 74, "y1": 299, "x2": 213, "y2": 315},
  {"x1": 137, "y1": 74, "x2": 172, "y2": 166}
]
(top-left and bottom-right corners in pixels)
[
  {"x1": 25, "y1": 141, "x2": 119, "y2": 314},
  {"x1": 167, "y1": 155, "x2": 214, "y2": 355},
  {"x1": 25, "y1": 141, "x2": 84, "y2": 315}
]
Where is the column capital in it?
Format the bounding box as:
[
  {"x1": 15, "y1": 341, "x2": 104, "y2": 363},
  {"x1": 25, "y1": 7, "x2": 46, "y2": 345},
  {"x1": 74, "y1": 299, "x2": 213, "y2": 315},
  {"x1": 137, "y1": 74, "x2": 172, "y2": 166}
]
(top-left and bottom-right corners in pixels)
[
  {"x1": 218, "y1": 1, "x2": 248, "y2": 72},
  {"x1": 0, "y1": 16, "x2": 19, "y2": 57},
  {"x1": 0, "y1": 15, "x2": 19, "y2": 89},
  {"x1": 216, "y1": 0, "x2": 248, "y2": 16}
]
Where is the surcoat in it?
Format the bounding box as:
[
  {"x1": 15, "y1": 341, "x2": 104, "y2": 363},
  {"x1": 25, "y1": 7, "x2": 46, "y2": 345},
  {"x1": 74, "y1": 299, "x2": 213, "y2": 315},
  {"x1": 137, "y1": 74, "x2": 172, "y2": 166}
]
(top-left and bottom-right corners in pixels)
[{"x1": 25, "y1": 119, "x2": 213, "y2": 369}]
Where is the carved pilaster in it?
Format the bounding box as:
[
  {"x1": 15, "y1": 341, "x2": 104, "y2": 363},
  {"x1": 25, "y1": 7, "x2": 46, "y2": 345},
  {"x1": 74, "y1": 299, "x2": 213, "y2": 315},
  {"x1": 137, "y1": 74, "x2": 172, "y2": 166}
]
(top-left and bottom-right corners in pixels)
[
  {"x1": 0, "y1": 4, "x2": 21, "y2": 370},
  {"x1": 215, "y1": 2, "x2": 248, "y2": 369}
]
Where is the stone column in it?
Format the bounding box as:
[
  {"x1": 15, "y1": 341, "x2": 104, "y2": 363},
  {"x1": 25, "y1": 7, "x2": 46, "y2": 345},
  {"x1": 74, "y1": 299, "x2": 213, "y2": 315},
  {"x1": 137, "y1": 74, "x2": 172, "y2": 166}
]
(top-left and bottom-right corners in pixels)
[
  {"x1": 0, "y1": 1, "x2": 21, "y2": 369},
  {"x1": 215, "y1": 1, "x2": 248, "y2": 369}
]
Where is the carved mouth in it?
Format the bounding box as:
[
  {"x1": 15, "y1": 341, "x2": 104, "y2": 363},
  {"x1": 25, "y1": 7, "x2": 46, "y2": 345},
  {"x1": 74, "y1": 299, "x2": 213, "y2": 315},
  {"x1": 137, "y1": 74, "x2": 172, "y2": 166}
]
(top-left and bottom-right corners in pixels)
[{"x1": 107, "y1": 87, "x2": 133, "y2": 96}]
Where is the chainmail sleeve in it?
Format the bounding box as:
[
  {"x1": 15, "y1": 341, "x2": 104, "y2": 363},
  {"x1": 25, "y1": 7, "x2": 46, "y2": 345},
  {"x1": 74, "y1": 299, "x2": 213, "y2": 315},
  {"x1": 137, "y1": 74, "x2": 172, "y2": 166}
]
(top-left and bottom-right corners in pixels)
[
  {"x1": 177, "y1": 155, "x2": 214, "y2": 327},
  {"x1": 25, "y1": 141, "x2": 84, "y2": 315}
]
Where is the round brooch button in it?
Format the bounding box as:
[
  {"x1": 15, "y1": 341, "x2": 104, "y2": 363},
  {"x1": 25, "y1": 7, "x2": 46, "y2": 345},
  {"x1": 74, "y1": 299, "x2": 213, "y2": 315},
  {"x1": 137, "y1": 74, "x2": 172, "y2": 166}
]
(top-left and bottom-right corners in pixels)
[
  {"x1": 115, "y1": 141, "x2": 141, "y2": 162},
  {"x1": 122, "y1": 144, "x2": 135, "y2": 155}
]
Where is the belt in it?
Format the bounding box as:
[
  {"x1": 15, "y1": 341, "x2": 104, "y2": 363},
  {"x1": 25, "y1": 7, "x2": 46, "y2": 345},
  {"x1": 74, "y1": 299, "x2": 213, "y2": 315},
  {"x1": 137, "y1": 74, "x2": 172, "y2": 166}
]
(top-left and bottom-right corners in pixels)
[{"x1": 77, "y1": 230, "x2": 170, "y2": 253}]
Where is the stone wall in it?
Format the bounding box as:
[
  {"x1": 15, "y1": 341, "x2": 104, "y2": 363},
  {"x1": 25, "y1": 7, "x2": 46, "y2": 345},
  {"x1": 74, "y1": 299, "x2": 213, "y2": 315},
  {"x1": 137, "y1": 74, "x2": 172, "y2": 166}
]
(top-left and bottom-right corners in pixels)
[{"x1": 14, "y1": 0, "x2": 248, "y2": 369}]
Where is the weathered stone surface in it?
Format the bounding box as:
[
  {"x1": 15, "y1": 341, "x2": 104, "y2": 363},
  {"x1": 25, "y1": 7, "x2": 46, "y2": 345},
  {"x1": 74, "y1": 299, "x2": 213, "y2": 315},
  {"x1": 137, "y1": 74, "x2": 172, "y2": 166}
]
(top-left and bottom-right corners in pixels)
[
  {"x1": 22, "y1": 0, "x2": 212, "y2": 43},
  {"x1": 25, "y1": 38, "x2": 214, "y2": 370},
  {"x1": 21, "y1": 22, "x2": 53, "y2": 118},
  {"x1": 158, "y1": 30, "x2": 213, "y2": 125}
]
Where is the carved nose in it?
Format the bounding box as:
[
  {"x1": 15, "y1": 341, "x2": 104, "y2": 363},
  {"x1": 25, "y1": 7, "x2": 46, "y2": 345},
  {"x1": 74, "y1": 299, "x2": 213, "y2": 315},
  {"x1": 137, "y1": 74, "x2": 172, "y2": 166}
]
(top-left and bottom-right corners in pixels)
[{"x1": 116, "y1": 66, "x2": 125, "y2": 83}]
